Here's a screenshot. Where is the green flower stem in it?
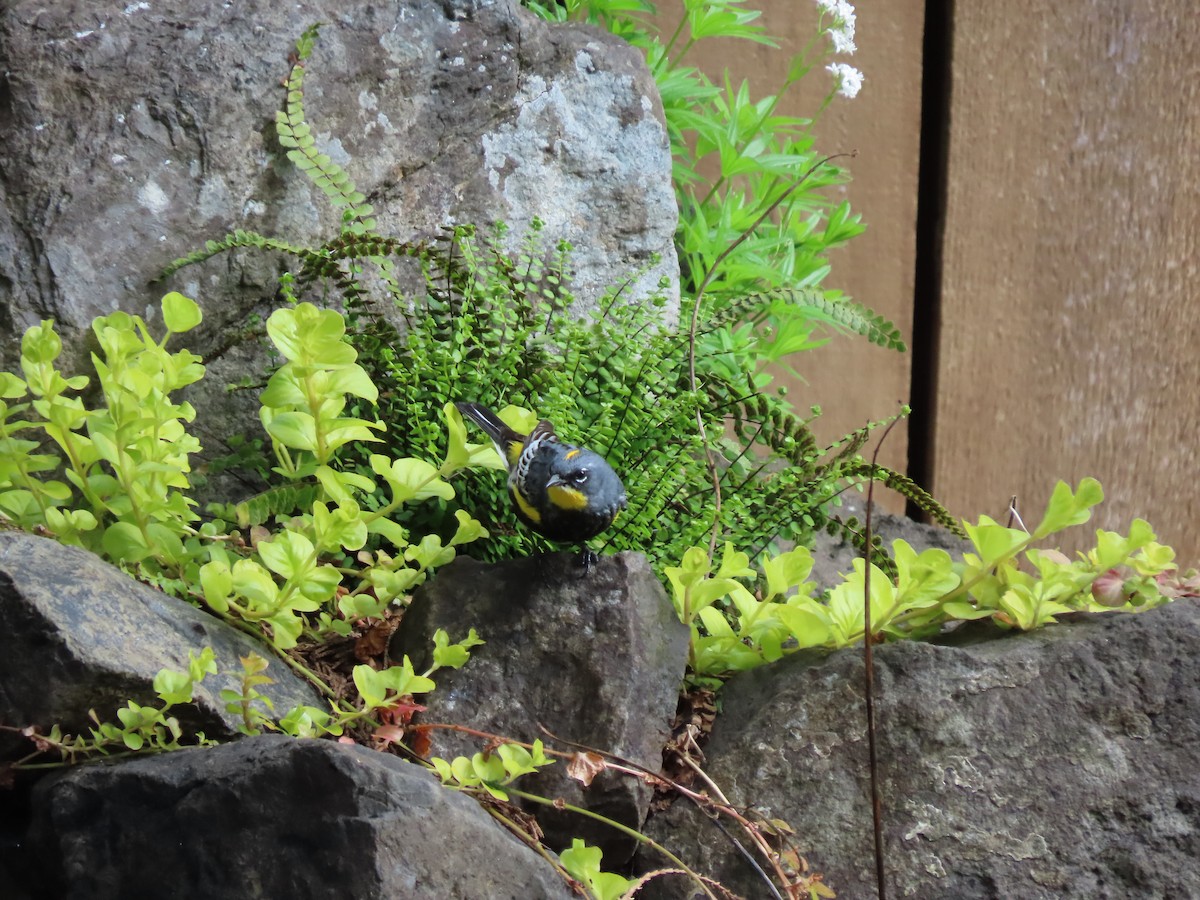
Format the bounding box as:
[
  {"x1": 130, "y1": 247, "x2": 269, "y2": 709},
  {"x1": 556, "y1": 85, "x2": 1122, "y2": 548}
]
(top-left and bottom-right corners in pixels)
[
  {"x1": 196, "y1": 596, "x2": 337, "y2": 699},
  {"x1": 301, "y1": 376, "x2": 331, "y2": 464},
  {"x1": 272, "y1": 440, "x2": 298, "y2": 479},
  {"x1": 278, "y1": 653, "x2": 338, "y2": 699},
  {"x1": 660, "y1": 9, "x2": 689, "y2": 59}
]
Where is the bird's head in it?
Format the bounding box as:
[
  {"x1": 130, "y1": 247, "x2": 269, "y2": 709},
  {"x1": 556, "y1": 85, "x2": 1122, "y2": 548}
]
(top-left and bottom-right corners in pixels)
[{"x1": 544, "y1": 447, "x2": 626, "y2": 513}]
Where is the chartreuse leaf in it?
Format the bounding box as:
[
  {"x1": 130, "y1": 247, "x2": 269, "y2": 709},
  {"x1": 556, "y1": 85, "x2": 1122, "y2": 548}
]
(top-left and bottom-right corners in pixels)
[
  {"x1": 762, "y1": 546, "x2": 813, "y2": 600},
  {"x1": 824, "y1": 558, "x2": 896, "y2": 644},
  {"x1": 309, "y1": 499, "x2": 369, "y2": 552},
  {"x1": 965, "y1": 517, "x2": 1029, "y2": 569},
  {"x1": 893, "y1": 541, "x2": 960, "y2": 610},
  {"x1": 256, "y1": 530, "x2": 316, "y2": 580},
  {"x1": 371, "y1": 455, "x2": 454, "y2": 504},
  {"x1": 449, "y1": 509, "x2": 488, "y2": 546},
  {"x1": 774, "y1": 599, "x2": 832, "y2": 648},
  {"x1": 278, "y1": 705, "x2": 343, "y2": 738},
  {"x1": 497, "y1": 405, "x2": 538, "y2": 436},
  {"x1": 101, "y1": 522, "x2": 152, "y2": 562},
  {"x1": 430, "y1": 628, "x2": 485, "y2": 671},
  {"x1": 560, "y1": 839, "x2": 634, "y2": 900},
  {"x1": 1034, "y1": 478, "x2": 1103, "y2": 539},
  {"x1": 161, "y1": 292, "x2": 202, "y2": 333}
]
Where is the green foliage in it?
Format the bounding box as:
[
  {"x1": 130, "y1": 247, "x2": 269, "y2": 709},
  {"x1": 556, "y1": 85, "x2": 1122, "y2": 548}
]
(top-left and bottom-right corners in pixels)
[
  {"x1": 157, "y1": 231, "x2": 320, "y2": 283},
  {"x1": 431, "y1": 739, "x2": 555, "y2": 801},
  {"x1": 10, "y1": 649, "x2": 219, "y2": 765},
  {"x1": 0, "y1": 298, "x2": 491, "y2": 658},
  {"x1": 220, "y1": 653, "x2": 281, "y2": 736},
  {"x1": 12, "y1": 629, "x2": 482, "y2": 767},
  {"x1": 276, "y1": 24, "x2": 377, "y2": 233},
  {"x1": 559, "y1": 839, "x2": 635, "y2": 900},
  {"x1": 0, "y1": 293, "x2": 205, "y2": 573},
  {"x1": 155, "y1": 17, "x2": 943, "y2": 575},
  {"x1": 194, "y1": 303, "x2": 491, "y2": 651},
  {"x1": 333, "y1": 222, "x2": 939, "y2": 573},
  {"x1": 668, "y1": 478, "x2": 1181, "y2": 681}
]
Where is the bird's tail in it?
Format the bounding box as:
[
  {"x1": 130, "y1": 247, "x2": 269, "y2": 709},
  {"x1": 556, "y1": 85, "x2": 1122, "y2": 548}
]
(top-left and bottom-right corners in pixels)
[{"x1": 455, "y1": 401, "x2": 524, "y2": 467}]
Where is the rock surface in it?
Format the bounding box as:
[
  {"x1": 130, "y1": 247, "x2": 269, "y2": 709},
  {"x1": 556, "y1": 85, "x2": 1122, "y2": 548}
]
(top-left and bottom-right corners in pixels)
[
  {"x1": 22, "y1": 734, "x2": 574, "y2": 899},
  {"x1": 392, "y1": 550, "x2": 690, "y2": 862},
  {"x1": 640, "y1": 600, "x2": 1200, "y2": 899},
  {"x1": 0, "y1": 531, "x2": 323, "y2": 760},
  {"x1": 0, "y1": 0, "x2": 678, "y2": 470}
]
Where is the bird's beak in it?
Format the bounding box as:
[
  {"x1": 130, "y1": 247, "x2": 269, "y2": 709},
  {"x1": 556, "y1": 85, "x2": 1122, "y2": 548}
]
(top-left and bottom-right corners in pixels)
[{"x1": 545, "y1": 474, "x2": 565, "y2": 488}]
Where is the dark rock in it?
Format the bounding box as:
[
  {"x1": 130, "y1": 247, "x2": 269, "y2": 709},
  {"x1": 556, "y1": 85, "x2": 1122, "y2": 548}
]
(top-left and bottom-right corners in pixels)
[
  {"x1": 640, "y1": 600, "x2": 1200, "y2": 899},
  {"x1": 0, "y1": 0, "x2": 677, "y2": 375},
  {"x1": 23, "y1": 734, "x2": 574, "y2": 899},
  {"x1": 0, "y1": 532, "x2": 323, "y2": 760},
  {"x1": 392, "y1": 550, "x2": 690, "y2": 863}
]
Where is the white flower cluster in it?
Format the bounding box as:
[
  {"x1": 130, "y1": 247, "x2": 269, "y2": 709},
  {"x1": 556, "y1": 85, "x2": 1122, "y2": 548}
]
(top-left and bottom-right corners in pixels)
[
  {"x1": 825, "y1": 61, "x2": 864, "y2": 99},
  {"x1": 816, "y1": 0, "x2": 857, "y2": 55},
  {"x1": 816, "y1": 0, "x2": 863, "y2": 99}
]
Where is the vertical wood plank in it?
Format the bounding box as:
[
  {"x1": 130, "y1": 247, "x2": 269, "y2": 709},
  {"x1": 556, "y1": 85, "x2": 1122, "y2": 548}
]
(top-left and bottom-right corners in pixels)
[
  {"x1": 936, "y1": 2, "x2": 1200, "y2": 560},
  {"x1": 668, "y1": 0, "x2": 927, "y2": 511}
]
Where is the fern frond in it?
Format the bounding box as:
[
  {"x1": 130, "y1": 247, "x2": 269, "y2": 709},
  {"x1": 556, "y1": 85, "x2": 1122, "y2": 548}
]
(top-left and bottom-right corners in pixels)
[
  {"x1": 207, "y1": 482, "x2": 324, "y2": 529},
  {"x1": 839, "y1": 462, "x2": 967, "y2": 538},
  {"x1": 157, "y1": 231, "x2": 320, "y2": 281},
  {"x1": 276, "y1": 25, "x2": 376, "y2": 231},
  {"x1": 715, "y1": 288, "x2": 907, "y2": 351}
]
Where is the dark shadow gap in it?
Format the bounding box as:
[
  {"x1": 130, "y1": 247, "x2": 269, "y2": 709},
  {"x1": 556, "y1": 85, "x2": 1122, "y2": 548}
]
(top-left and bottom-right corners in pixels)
[{"x1": 906, "y1": 0, "x2": 954, "y2": 520}]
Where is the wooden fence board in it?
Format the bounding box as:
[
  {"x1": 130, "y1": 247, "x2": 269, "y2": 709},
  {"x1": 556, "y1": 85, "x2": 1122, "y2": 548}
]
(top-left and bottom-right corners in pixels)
[{"x1": 936, "y1": 2, "x2": 1200, "y2": 562}]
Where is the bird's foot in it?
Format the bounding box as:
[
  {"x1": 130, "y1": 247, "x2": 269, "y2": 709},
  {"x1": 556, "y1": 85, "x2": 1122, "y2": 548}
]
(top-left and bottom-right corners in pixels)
[{"x1": 576, "y1": 548, "x2": 598, "y2": 576}]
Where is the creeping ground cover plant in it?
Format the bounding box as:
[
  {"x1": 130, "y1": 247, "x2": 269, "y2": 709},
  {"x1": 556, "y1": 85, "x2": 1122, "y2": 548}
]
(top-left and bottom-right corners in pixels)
[{"x1": 0, "y1": 294, "x2": 492, "y2": 653}]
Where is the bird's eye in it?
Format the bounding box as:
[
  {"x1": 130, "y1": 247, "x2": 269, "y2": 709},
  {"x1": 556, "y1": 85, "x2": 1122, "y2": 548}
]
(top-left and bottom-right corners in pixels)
[{"x1": 573, "y1": 470, "x2": 589, "y2": 485}]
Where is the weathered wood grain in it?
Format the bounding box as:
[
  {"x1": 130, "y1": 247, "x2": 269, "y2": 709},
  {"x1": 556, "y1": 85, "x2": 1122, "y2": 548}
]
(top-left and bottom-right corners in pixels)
[{"x1": 936, "y1": 2, "x2": 1200, "y2": 561}]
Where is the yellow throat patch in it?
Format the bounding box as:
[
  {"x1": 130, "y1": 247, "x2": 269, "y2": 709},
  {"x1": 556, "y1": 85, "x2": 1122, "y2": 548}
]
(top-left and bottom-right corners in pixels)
[{"x1": 547, "y1": 484, "x2": 589, "y2": 511}]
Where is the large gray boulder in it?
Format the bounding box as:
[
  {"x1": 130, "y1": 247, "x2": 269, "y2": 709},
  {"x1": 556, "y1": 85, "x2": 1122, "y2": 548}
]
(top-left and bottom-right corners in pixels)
[
  {"x1": 641, "y1": 600, "x2": 1200, "y2": 899},
  {"x1": 393, "y1": 550, "x2": 690, "y2": 863},
  {"x1": 23, "y1": 734, "x2": 575, "y2": 899},
  {"x1": 0, "y1": 0, "x2": 678, "y2": 366},
  {"x1": 0, "y1": 532, "x2": 323, "y2": 760}
]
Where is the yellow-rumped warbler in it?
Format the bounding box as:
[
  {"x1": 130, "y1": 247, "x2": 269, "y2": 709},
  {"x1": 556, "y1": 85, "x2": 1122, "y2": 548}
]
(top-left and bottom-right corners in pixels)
[{"x1": 455, "y1": 402, "x2": 627, "y2": 555}]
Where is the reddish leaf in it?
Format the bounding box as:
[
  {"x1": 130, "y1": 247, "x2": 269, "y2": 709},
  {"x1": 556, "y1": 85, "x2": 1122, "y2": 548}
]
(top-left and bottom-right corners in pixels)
[
  {"x1": 1091, "y1": 569, "x2": 1128, "y2": 607},
  {"x1": 378, "y1": 697, "x2": 426, "y2": 727},
  {"x1": 372, "y1": 724, "x2": 406, "y2": 749}
]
